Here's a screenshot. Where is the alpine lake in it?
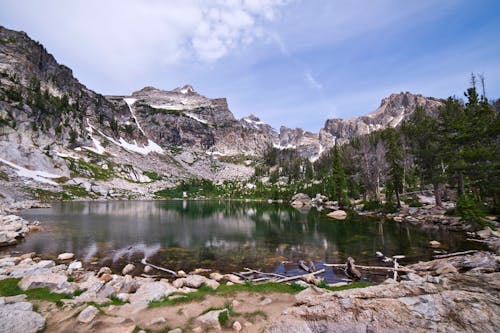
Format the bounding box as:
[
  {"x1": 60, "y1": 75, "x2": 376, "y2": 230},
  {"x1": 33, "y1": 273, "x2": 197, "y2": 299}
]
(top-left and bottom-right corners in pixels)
[{"x1": 6, "y1": 200, "x2": 484, "y2": 283}]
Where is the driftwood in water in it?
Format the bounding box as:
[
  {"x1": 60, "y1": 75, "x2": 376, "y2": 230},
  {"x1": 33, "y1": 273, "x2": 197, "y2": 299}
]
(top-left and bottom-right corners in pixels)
[
  {"x1": 324, "y1": 263, "x2": 414, "y2": 273},
  {"x1": 275, "y1": 268, "x2": 326, "y2": 283},
  {"x1": 346, "y1": 257, "x2": 362, "y2": 280},
  {"x1": 243, "y1": 268, "x2": 287, "y2": 279},
  {"x1": 141, "y1": 258, "x2": 178, "y2": 276},
  {"x1": 298, "y1": 260, "x2": 316, "y2": 273},
  {"x1": 433, "y1": 250, "x2": 478, "y2": 259}
]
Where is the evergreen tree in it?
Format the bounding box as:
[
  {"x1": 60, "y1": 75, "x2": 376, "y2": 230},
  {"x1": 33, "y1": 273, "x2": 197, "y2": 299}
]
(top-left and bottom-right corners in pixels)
[
  {"x1": 383, "y1": 129, "x2": 403, "y2": 208},
  {"x1": 331, "y1": 145, "x2": 348, "y2": 207},
  {"x1": 403, "y1": 106, "x2": 443, "y2": 206}
]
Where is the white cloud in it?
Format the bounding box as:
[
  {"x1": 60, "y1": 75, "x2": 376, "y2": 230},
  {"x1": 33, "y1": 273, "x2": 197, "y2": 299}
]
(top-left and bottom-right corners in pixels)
[{"x1": 304, "y1": 70, "x2": 323, "y2": 90}]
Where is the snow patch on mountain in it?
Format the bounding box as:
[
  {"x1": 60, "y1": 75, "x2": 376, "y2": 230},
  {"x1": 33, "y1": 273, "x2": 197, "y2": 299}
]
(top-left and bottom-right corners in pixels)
[{"x1": 0, "y1": 157, "x2": 61, "y2": 185}]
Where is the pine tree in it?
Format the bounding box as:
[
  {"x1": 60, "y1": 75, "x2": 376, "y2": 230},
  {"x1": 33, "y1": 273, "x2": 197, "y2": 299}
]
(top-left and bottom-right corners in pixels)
[
  {"x1": 331, "y1": 145, "x2": 348, "y2": 207},
  {"x1": 383, "y1": 129, "x2": 403, "y2": 208},
  {"x1": 402, "y1": 106, "x2": 443, "y2": 206}
]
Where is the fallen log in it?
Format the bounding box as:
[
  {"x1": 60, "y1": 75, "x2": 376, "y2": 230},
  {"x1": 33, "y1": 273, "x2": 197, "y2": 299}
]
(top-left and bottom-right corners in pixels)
[
  {"x1": 433, "y1": 250, "x2": 478, "y2": 259},
  {"x1": 141, "y1": 258, "x2": 177, "y2": 276},
  {"x1": 243, "y1": 268, "x2": 287, "y2": 279},
  {"x1": 324, "y1": 263, "x2": 414, "y2": 273},
  {"x1": 275, "y1": 268, "x2": 326, "y2": 283}
]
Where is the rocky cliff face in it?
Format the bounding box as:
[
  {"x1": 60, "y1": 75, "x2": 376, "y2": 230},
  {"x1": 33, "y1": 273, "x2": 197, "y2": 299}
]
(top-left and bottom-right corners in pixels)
[{"x1": 320, "y1": 92, "x2": 443, "y2": 147}]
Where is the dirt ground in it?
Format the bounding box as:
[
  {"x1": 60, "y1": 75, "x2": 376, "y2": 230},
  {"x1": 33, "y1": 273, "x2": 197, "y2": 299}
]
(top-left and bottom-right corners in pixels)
[{"x1": 39, "y1": 291, "x2": 297, "y2": 332}]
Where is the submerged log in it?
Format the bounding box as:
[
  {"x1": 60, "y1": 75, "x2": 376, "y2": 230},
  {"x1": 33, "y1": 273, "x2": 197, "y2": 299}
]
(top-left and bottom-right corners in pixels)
[{"x1": 324, "y1": 263, "x2": 414, "y2": 273}]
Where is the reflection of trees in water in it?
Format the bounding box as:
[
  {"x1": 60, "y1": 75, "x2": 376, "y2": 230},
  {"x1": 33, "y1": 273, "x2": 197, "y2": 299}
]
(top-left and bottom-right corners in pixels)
[{"x1": 18, "y1": 201, "x2": 485, "y2": 270}]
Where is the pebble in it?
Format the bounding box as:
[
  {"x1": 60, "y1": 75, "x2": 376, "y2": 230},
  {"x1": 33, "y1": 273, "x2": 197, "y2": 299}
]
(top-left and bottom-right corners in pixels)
[{"x1": 57, "y1": 253, "x2": 74, "y2": 260}]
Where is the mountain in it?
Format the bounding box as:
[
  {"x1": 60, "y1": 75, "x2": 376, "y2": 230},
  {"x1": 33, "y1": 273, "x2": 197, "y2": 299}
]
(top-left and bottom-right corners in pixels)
[
  {"x1": 0, "y1": 26, "x2": 275, "y2": 200},
  {"x1": 0, "y1": 25, "x2": 443, "y2": 200},
  {"x1": 274, "y1": 92, "x2": 444, "y2": 160}
]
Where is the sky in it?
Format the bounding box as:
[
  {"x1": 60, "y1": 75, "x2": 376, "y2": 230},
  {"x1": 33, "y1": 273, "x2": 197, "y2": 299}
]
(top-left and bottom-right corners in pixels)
[{"x1": 1, "y1": 0, "x2": 499, "y2": 131}]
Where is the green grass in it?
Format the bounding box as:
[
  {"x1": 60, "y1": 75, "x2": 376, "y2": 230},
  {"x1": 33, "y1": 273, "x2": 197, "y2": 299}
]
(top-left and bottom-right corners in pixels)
[
  {"x1": 316, "y1": 280, "x2": 373, "y2": 291},
  {"x1": 62, "y1": 184, "x2": 88, "y2": 198},
  {"x1": 150, "y1": 281, "x2": 355, "y2": 308},
  {"x1": 0, "y1": 278, "x2": 74, "y2": 305}
]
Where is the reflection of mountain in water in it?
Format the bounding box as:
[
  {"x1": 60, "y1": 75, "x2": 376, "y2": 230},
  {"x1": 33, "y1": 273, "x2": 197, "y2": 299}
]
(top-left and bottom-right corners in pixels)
[{"x1": 15, "y1": 201, "x2": 482, "y2": 275}]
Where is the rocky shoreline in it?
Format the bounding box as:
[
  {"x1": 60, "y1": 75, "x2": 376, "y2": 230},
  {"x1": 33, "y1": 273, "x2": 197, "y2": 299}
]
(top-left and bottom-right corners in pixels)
[{"x1": 1, "y1": 200, "x2": 499, "y2": 332}]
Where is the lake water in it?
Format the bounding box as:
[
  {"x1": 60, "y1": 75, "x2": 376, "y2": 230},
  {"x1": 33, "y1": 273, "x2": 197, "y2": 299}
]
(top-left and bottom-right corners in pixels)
[{"x1": 7, "y1": 200, "x2": 482, "y2": 282}]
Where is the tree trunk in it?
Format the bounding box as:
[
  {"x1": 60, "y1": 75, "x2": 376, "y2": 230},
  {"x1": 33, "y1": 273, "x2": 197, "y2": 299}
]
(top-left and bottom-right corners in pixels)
[
  {"x1": 395, "y1": 188, "x2": 401, "y2": 208},
  {"x1": 457, "y1": 172, "x2": 464, "y2": 197},
  {"x1": 433, "y1": 183, "x2": 442, "y2": 207}
]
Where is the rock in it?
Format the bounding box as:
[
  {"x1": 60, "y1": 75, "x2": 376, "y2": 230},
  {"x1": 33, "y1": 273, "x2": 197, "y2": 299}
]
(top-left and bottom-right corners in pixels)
[
  {"x1": 173, "y1": 275, "x2": 220, "y2": 289},
  {"x1": 260, "y1": 297, "x2": 272, "y2": 305},
  {"x1": 0, "y1": 302, "x2": 46, "y2": 333},
  {"x1": 57, "y1": 252, "x2": 74, "y2": 260},
  {"x1": 477, "y1": 228, "x2": 492, "y2": 239},
  {"x1": 20, "y1": 252, "x2": 35, "y2": 259},
  {"x1": 291, "y1": 193, "x2": 312, "y2": 208},
  {"x1": 18, "y1": 272, "x2": 72, "y2": 292},
  {"x1": 327, "y1": 210, "x2": 347, "y2": 220},
  {"x1": 77, "y1": 305, "x2": 99, "y2": 323},
  {"x1": 194, "y1": 309, "x2": 227, "y2": 331},
  {"x1": 429, "y1": 240, "x2": 441, "y2": 248},
  {"x1": 129, "y1": 281, "x2": 176, "y2": 304},
  {"x1": 68, "y1": 261, "x2": 82, "y2": 270},
  {"x1": 116, "y1": 293, "x2": 130, "y2": 302},
  {"x1": 226, "y1": 281, "x2": 234, "y2": 286},
  {"x1": 100, "y1": 273, "x2": 113, "y2": 283},
  {"x1": 148, "y1": 317, "x2": 166, "y2": 325},
  {"x1": 143, "y1": 265, "x2": 152, "y2": 273},
  {"x1": 97, "y1": 266, "x2": 112, "y2": 277},
  {"x1": 435, "y1": 263, "x2": 458, "y2": 275},
  {"x1": 233, "y1": 320, "x2": 242, "y2": 331},
  {"x1": 168, "y1": 329, "x2": 182, "y2": 333},
  {"x1": 122, "y1": 263, "x2": 135, "y2": 275},
  {"x1": 116, "y1": 275, "x2": 139, "y2": 293},
  {"x1": 209, "y1": 272, "x2": 224, "y2": 281},
  {"x1": 4, "y1": 294, "x2": 27, "y2": 303},
  {"x1": 232, "y1": 299, "x2": 241, "y2": 307},
  {"x1": 177, "y1": 270, "x2": 187, "y2": 277},
  {"x1": 224, "y1": 274, "x2": 244, "y2": 285}
]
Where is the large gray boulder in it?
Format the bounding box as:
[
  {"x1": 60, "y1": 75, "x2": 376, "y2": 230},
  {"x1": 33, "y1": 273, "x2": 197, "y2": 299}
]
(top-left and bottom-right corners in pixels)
[
  {"x1": 129, "y1": 281, "x2": 176, "y2": 304},
  {"x1": 0, "y1": 302, "x2": 46, "y2": 333},
  {"x1": 18, "y1": 272, "x2": 73, "y2": 293}
]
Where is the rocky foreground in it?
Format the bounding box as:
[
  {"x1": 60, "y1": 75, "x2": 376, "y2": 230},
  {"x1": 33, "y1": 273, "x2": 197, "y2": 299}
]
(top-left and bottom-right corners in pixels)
[{"x1": 0, "y1": 249, "x2": 498, "y2": 333}]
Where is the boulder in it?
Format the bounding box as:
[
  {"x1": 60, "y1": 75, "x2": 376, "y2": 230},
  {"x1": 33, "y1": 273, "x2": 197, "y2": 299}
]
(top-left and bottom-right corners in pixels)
[
  {"x1": 477, "y1": 228, "x2": 492, "y2": 239},
  {"x1": 77, "y1": 305, "x2": 99, "y2": 323},
  {"x1": 194, "y1": 309, "x2": 227, "y2": 331},
  {"x1": 291, "y1": 193, "x2": 312, "y2": 208},
  {"x1": 0, "y1": 302, "x2": 46, "y2": 333},
  {"x1": 57, "y1": 253, "x2": 74, "y2": 260},
  {"x1": 122, "y1": 263, "x2": 135, "y2": 275},
  {"x1": 97, "y1": 266, "x2": 112, "y2": 277},
  {"x1": 429, "y1": 240, "x2": 441, "y2": 248},
  {"x1": 18, "y1": 272, "x2": 72, "y2": 293},
  {"x1": 143, "y1": 265, "x2": 152, "y2": 273},
  {"x1": 129, "y1": 281, "x2": 176, "y2": 304},
  {"x1": 68, "y1": 261, "x2": 82, "y2": 271},
  {"x1": 327, "y1": 210, "x2": 347, "y2": 220},
  {"x1": 233, "y1": 321, "x2": 242, "y2": 331}
]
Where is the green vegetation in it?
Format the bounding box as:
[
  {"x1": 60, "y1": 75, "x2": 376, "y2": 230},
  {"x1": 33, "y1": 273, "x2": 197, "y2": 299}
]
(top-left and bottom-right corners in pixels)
[
  {"x1": 67, "y1": 158, "x2": 114, "y2": 180},
  {"x1": 149, "y1": 281, "x2": 371, "y2": 308},
  {"x1": 0, "y1": 278, "x2": 79, "y2": 305},
  {"x1": 144, "y1": 171, "x2": 162, "y2": 181},
  {"x1": 62, "y1": 184, "x2": 88, "y2": 198},
  {"x1": 28, "y1": 188, "x2": 71, "y2": 201}
]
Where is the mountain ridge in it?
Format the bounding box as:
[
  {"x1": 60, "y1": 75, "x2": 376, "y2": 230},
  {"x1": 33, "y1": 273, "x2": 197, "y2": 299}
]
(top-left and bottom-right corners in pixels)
[{"x1": 0, "y1": 25, "x2": 442, "y2": 200}]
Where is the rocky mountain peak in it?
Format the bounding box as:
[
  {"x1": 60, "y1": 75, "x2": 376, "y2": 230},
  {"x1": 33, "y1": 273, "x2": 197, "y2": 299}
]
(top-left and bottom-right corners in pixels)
[{"x1": 172, "y1": 84, "x2": 195, "y2": 94}]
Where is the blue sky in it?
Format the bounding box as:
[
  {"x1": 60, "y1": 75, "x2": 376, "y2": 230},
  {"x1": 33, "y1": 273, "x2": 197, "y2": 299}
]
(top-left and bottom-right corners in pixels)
[{"x1": 1, "y1": 0, "x2": 499, "y2": 131}]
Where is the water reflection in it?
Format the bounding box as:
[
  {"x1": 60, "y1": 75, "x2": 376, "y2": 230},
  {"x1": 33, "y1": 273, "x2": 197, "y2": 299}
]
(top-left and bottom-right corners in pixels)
[{"x1": 7, "y1": 200, "x2": 483, "y2": 281}]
